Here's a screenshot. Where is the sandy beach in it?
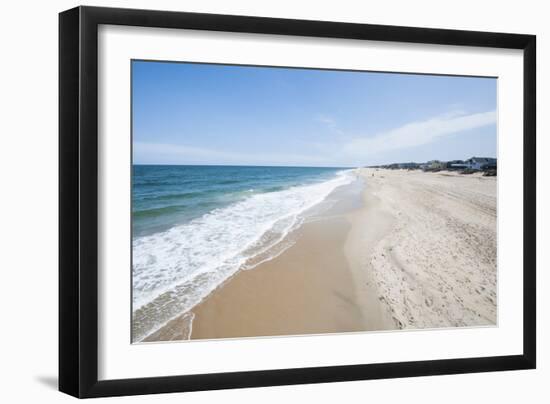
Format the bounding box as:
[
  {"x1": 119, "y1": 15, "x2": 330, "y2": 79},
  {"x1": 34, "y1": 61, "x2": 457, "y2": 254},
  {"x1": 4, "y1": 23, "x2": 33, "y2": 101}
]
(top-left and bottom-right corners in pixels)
[
  {"x1": 144, "y1": 168, "x2": 497, "y2": 342},
  {"x1": 360, "y1": 169, "x2": 497, "y2": 329}
]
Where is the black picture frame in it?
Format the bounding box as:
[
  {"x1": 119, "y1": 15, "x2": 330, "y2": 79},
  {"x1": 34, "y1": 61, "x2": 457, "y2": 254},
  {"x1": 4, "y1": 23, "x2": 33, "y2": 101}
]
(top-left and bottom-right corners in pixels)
[{"x1": 59, "y1": 5, "x2": 536, "y2": 398}]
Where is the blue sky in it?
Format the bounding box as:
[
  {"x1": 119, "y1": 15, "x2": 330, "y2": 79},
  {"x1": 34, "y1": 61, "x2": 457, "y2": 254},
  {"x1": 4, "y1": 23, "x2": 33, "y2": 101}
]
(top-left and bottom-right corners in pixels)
[{"x1": 132, "y1": 60, "x2": 496, "y2": 167}]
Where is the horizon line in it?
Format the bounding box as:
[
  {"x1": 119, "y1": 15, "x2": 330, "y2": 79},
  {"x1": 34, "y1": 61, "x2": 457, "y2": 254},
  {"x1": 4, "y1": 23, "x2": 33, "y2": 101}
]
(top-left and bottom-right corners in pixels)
[{"x1": 132, "y1": 163, "x2": 358, "y2": 169}]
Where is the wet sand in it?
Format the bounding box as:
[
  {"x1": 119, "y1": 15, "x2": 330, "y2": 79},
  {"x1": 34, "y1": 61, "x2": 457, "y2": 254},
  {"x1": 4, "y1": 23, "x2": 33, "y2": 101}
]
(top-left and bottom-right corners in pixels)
[{"x1": 145, "y1": 177, "x2": 396, "y2": 341}]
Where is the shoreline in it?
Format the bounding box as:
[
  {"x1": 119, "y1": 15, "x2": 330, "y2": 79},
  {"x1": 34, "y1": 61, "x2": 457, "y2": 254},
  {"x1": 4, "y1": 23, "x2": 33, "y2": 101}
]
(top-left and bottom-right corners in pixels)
[
  {"x1": 143, "y1": 168, "x2": 497, "y2": 342},
  {"x1": 188, "y1": 174, "x2": 398, "y2": 340},
  {"x1": 132, "y1": 168, "x2": 354, "y2": 342},
  {"x1": 144, "y1": 173, "x2": 396, "y2": 341}
]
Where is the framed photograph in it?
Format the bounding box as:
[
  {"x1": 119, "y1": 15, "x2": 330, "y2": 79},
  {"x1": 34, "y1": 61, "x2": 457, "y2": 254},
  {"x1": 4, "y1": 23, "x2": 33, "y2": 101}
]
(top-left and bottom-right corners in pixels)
[{"x1": 59, "y1": 6, "x2": 536, "y2": 398}]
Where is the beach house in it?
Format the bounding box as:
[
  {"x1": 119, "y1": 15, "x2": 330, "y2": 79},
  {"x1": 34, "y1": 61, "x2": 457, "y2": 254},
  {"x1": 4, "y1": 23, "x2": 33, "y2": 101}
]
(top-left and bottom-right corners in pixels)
[{"x1": 464, "y1": 157, "x2": 497, "y2": 170}]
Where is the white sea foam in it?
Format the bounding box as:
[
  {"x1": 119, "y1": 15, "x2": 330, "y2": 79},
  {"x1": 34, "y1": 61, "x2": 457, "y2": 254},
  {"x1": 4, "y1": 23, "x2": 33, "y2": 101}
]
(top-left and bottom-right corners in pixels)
[{"x1": 132, "y1": 170, "x2": 354, "y2": 341}]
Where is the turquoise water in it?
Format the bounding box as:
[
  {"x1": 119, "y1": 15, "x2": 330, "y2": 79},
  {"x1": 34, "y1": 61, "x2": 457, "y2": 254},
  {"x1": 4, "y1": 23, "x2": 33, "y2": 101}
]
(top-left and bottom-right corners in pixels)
[
  {"x1": 133, "y1": 165, "x2": 346, "y2": 237},
  {"x1": 132, "y1": 165, "x2": 354, "y2": 341}
]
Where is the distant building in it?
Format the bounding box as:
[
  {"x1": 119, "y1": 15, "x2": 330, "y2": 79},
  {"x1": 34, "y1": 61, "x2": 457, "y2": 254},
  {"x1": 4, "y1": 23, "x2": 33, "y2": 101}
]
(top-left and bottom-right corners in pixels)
[
  {"x1": 397, "y1": 162, "x2": 419, "y2": 169},
  {"x1": 377, "y1": 157, "x2": 497, "y2": 172},
  {"x1": 465, "y1": 157, "x2": 497, "y2": 170},
  {"x1": 447, "y1": 160, "x2": 467, "y2": 170}
]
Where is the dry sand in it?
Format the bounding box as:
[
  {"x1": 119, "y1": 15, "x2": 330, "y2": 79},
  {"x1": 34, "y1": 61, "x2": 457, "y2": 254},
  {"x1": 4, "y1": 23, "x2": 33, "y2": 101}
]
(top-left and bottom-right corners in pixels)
[
  {"x1": 360, "y1": 168, "x2": 497, "y2": 329},
  {"x1": 144, "y1": 168, "x2": 497, "y2": 342}
]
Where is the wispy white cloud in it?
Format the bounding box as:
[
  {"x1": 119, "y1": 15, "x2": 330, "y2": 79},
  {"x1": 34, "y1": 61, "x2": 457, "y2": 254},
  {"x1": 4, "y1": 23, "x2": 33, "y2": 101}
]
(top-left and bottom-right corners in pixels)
[
  {"x1": 135, "y1": 109, "x2": 496, "y2": 167},
  {"x1": 133, "y1": 142, "x2": 331, "y2": 167},
  {"x1": 316, "y1": 114, "x2": 344, "y2": 136},
  {"x1": 316, "y1": 114, "x2": 335, "y2": 125},
  {"x1": 342, "y1": 110, "x2": 496, "y2": 156}
]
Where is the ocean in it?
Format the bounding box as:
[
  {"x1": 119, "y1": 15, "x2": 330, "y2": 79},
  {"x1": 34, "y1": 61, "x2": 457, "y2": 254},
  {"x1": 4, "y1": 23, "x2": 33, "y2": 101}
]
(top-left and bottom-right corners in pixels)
[{"x1": 132, "y1": 165, "x2": 354, "y2": 341}]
